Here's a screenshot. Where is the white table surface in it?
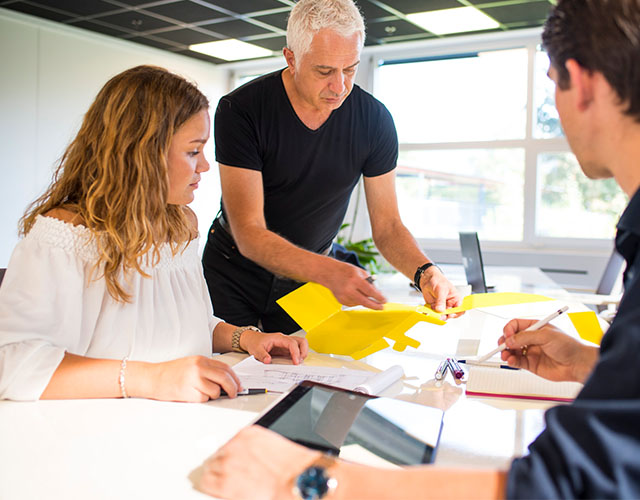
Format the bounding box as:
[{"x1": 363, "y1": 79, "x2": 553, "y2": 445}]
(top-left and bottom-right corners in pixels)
[{"x1": 0, "y1": 266, "x2": 592, "y2": 500}]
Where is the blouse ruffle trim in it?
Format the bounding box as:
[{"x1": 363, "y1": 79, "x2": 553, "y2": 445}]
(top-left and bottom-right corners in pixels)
[{"x1": 26, "y1": 215, "x2": 200, "y2": 270}]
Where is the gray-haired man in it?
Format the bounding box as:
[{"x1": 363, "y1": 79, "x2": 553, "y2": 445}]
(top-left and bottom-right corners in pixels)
[{"x1": 203, "y1": 0, "x2": 461, "y2": 333}]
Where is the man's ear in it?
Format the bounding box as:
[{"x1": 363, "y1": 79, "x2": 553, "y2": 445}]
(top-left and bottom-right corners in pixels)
[
  {"x1": 565, "y1": 58, "x2": 595, "y2": 111},
  {"x1": 283, "y1": 47, "x2": 296, "y2": 74}
]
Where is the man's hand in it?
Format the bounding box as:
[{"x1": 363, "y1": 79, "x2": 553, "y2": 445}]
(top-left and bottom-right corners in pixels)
[
  {"x1": 199, "y1": 425, "x2": 320, "y2": 500},
  {"x1": 419, "y1": 266, "x2": 463, "y2": 317},
  {"x1": 498, "y1": 318, "x2": 599, "y2": 383},
  {"x1": 319, "y1": 260, "x2": 387, "y2": 309}
]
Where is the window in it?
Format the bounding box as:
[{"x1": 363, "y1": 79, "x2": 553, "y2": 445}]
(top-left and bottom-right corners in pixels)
[
  {"x1": 533, "y1": 50, "x2": 562, "y2": 139},
  {"x1": 536, "y1": 153, "x2": 626, "y2": 239},
  {"x1": 375, "y1": 43, "x2": 625, "y2": 247},
  {"x1": 396, "y1": 148, "x2": 524, "y2": 241},
  {"x1": 378, "y1": 49, "x2": 528, "y2": 143},
  {"x1": 234, "y1": 72, "x2": 262, "y2": 89}
]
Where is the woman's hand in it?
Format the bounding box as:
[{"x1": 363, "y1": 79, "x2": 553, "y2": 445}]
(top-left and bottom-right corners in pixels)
[
  {"x1": 241, "y1": 330, "x2": 309, "y2": 365},
  {"x1": 130, "y1": 356, "x2": 242, "y2": 402},
  {"x1": 499, "y1": 318, "x2": 599, "y2": 383}
]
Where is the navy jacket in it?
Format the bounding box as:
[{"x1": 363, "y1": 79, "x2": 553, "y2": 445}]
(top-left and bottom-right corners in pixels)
[{"x1": 508, "y1": 188, "x2": 640, "y2": 499}]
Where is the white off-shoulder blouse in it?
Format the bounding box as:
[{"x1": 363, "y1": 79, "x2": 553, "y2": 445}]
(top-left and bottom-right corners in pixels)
[{"x1": 0, "y1": 216, "x2": 221, "y2": 401}]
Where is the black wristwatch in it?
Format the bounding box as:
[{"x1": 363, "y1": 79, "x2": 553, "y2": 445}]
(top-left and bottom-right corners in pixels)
[
  {"x1": 293, "y1": 455, "x2": 337, "y2": 500},
  {"x1": 413, "y1": 262, "x2": 438, "y2": 292}
]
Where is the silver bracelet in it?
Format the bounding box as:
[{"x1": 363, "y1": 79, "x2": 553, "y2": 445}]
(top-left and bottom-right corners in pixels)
[{"x1": 119, "y1": 356, "x2": 129, "y2": 398}]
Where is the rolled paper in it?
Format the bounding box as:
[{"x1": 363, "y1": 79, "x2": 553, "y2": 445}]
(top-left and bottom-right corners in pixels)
[{"x1": 353, "y1": 365, "x2": 405, "y2": 395}]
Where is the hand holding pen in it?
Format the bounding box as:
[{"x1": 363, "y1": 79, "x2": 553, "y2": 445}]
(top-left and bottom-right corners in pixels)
[
  {"x1": 498, "y1": 315, "x2": 599, "y2": 383},
  {"x1": 476, "y1": 306, "x2": 569, "y2": 363}
]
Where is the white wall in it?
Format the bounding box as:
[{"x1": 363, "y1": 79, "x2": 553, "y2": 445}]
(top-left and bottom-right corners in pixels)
[{"x1": 0, "y1": 8, "x2": 227, "y2": 267}]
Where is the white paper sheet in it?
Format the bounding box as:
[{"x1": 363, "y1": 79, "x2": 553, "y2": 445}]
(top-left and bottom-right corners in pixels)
[{"x1": 232, "y1": 357, "x2": 399, "y2": 394}]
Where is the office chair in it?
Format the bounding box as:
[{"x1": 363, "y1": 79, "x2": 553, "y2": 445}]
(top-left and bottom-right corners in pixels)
[
  {"x1": 548, "y1": 248, "x2": 625, "y2": 316},
  {"x1": 459, "y1": 232, "x2": 488, "y2": 293},
  {"x1": 595, "y1": 249, "x2": 624, "y2": 296},
  {"x1": 593, "y1": 249, "x2": 625, "y2": 313}
]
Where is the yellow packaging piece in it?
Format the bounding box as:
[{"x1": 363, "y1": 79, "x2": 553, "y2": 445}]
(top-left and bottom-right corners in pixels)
[
  {"x1": 277, "y1": 282, "x2": 556, "y2": 359},
  {"x1": 277, "y1": 282, "x2": 444, "y2": 359},
  {"x1": 568, "y1": 311, "x2": 604, "y2": 345},
  {"x1": 443, "y1": 292, "x2": 553, "y2": 315}
]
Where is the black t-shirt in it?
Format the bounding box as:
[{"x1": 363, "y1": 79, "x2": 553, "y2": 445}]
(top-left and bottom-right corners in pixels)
[{"x1": 214, "y1": 69, "x2": 398, "y2": 253}]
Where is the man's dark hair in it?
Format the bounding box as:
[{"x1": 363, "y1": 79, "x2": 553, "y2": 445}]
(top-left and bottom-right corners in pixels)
[{"x1": 542, "y1": 0, "x2": 640, "y2": 121}]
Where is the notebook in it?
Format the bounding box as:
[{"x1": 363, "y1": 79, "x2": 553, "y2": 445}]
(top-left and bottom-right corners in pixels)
[{"x1": 465, "y1": 365, "x2": 583, "y2": 402}]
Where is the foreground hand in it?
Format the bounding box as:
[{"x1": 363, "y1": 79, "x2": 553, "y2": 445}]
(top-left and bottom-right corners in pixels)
[
  {"x1": 199, "y1": 425, "x2": 319, "y2": 500},
  {"x1": 241, "y1": 330, "x2": 309, "y2": 365},
  {"x1": 321, "y1": 260, "x2": 387, "y2": 310},
  {"x1": 419, "y1": 267, "x2": 463, "y2": 318},
  {"x1": 136, "y1": 356, "x2": 241, "y2": 402},
  {"x1": 499, "y1": 318, "x2": 599, "y2": 383}
]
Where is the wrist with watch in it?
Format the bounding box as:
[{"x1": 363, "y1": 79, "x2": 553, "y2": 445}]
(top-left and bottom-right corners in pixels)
[
  {"x1": 230, "y1": 325, "x2": 261, "y2": 353},
  {"x1": 413, "y1": 262, "x2": 442, "y2": 292},
  {"x1": 292, "y1": 454, "x2": 338, "y2": 500}
]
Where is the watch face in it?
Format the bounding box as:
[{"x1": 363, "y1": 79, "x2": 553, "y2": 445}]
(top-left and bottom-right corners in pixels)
[{"x1": 296, "y1": 466, "x2": 330, "y2": 500}]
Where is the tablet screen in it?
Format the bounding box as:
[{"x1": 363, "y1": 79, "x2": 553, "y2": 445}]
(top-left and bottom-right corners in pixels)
[{"x1": 255, "y1": 381, "x2": 443, "y2": 465}]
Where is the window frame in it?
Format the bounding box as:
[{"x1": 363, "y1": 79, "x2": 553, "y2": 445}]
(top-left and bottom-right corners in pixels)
[{"x1": 369, "y1": 29, "x2": 617, "y2": 252}]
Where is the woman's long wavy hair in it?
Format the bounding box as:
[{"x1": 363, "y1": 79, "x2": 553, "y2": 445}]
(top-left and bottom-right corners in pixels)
[{"x1": 19, "y1": 65, "x2": 209, "y2": 302}]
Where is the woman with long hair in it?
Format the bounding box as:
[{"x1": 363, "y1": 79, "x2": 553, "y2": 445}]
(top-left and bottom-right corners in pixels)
[{"x1": 0, "y1": 65, "x2": 307, "y2": 402}]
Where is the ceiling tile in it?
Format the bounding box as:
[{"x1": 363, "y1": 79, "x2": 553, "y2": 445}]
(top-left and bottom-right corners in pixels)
[
  {"x1": 31, "y1": 0, "x2": 122, "y2": 16},
  {"x1": 248, "y1": 35, "x2": 287, "y2": 52},
  {"x1": 72, "y1": 19, "x2": 130, "y2": 36},
  {"x1": 127, "y1": 34, "x2": 180, "y2": 49},
  {"x1": 153, "y1": 27, "x2": 216, "y2": 45},
  {"x1": 2, "y1": 1, "x2": 72, "y2": 22},
  {"x1": 367, "y1": 18, "x2": 428, "y2": 39},
  {"x1": 143, "y1": 1, "x2": 225, "y2": 24},
  {"x1": 440, "y1": 25, "x2": 501, "y2": 38},
  {"x1": 93, "y1": 10, "x2": 176, "y2": 32},
  {"x1": 200, "y1": 19, "x2": 270, "y2": 38},
  {"x1": 198, "y1": 0, "x2": 285, "y2": 15},
  {"x1": 357, "y1": 0, "x2": 396, "y2": 21},
  {"x1": 375, "y1": 0, "x2": 462, "y2": 15},
  {"x1": 479, "y1": 1, "x2": 551, "y2": 25},
  {"x1": 26, "y1": 0, "x2": 119, "y2": 16},
  {"x1": 252, "y1": 11, "x2": 289, "y2": 31},
  {"x1": 176, "y1": 48, "x2": 227, "y2": 64},
  {"x1": 103, "y1": 0, "x2": 160, "y2": 5}
]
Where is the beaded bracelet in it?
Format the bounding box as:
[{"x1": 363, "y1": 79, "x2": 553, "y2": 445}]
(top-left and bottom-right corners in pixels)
[{"x1": 119, "y1": 356, "x2": 129, "y2": 398}]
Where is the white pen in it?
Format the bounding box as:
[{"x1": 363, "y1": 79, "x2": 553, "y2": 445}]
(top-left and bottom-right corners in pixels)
[{"x1": 475, "y1": 305, "x2": 569, "y2": 363}]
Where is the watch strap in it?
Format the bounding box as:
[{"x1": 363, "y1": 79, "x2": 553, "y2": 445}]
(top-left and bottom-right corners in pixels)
[
  {"x1": 413, "y1": 262, "x2": 437, "y2": 292},
  {"x1": 231, "y1": 325, "x2": 261, "y2": 353}
]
